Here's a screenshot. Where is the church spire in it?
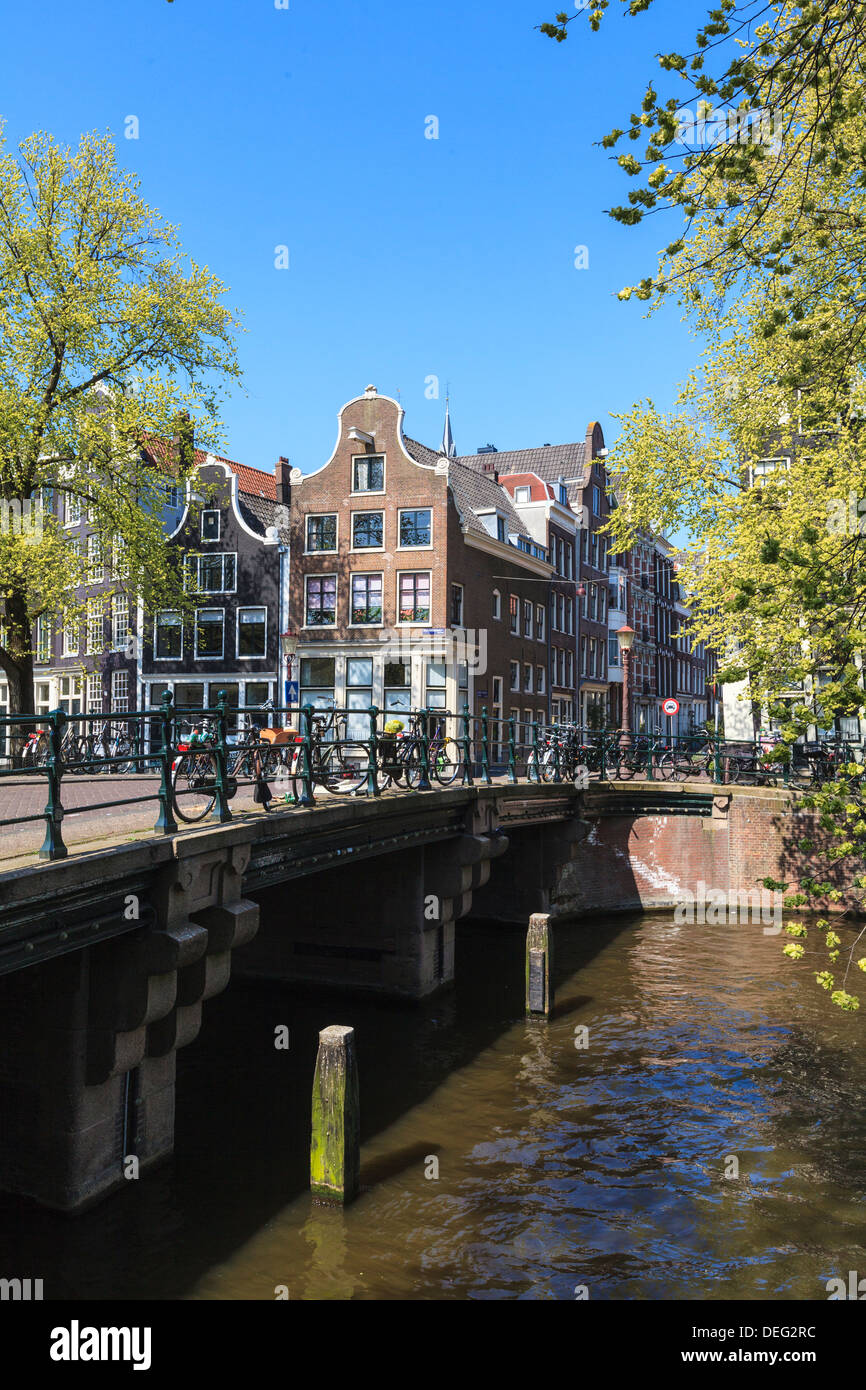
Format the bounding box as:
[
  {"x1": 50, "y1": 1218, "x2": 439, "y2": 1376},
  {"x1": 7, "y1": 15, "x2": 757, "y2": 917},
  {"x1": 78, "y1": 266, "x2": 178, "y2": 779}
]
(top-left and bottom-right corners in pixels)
[{"x1": 442, "y1": 393, "x2": 457, "y2": 459}]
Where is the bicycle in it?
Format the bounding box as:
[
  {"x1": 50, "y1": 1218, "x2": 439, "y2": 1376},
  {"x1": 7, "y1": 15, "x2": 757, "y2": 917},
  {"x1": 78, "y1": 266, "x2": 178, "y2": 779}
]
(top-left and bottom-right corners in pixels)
[{"x1": 273, "y1": 707, "x2": 369, "y2": 799}]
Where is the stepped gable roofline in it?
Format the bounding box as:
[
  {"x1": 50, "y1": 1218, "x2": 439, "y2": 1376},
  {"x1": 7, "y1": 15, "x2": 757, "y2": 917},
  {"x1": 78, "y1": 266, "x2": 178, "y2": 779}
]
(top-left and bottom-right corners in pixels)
[{"x1": 294, "y1": 387, "x2": 440, "y2": 485}]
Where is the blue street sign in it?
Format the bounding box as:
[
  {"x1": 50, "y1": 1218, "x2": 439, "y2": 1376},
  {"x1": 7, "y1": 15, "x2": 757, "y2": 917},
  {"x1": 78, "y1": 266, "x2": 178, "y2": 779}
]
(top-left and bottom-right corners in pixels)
[{"x1": 285, "y1": 679, "x2": 299, "y2": 705}]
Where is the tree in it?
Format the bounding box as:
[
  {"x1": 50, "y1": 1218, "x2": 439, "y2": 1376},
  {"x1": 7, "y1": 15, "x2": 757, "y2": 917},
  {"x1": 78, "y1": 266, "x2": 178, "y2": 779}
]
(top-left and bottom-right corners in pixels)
[
  {"x1": 542, "y1": 1, "x2": 866, "y2": 1006},
  {"x1": 0, "y1": 126, "x2": 240, "y2": 716}
]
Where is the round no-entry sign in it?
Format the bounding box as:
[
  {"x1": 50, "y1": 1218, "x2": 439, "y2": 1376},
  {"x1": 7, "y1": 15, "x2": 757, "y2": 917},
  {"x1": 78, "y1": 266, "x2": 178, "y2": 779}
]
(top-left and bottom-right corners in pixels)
[{"x1": 662, "y1": 698, "x2": 679, "y2": 716}]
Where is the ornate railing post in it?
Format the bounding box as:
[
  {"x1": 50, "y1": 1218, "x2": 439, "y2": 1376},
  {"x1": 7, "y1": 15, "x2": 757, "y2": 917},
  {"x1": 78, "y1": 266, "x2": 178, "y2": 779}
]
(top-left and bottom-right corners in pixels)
[
  {"x1": 507, "y1": 713, "x2": 517, "y2": 784},
  {"x1": 713, "y1": 729, "x2": 723, "y2": 785},
  {"x1": 552, "y1": 726, "x2": 562, "y2": 783},
  {"x1": 298, "y1": 704, "x2": 315, "y2": 806},
  {"x1": 154, "y1": 691, "x2": 178, "y2": 834},
  {"x1": 209, "y1": 689, "x2": 233, "y2": 823},
  {"x1": 367, "y1": 705, "x2": 381, "y2": 798},
  {"x1": 460, "y1": 702, "x2": 474, "y2": 786},
  {"x1": 417, "y1": 707, "x2": 432, "y2": 791},
  {"x1": 39, "y1": 707, "x2": 68, "y2": 860},
  {"x1": 531, "y1": 717, "x2": 540, "y2": 782},
  {"x1": 481, "y1": 706, "x2": 492, "y2": 786}
]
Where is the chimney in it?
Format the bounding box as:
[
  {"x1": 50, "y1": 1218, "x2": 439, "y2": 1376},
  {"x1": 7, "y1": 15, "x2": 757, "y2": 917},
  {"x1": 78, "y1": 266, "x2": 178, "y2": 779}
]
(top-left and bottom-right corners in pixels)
[{"x1": 276, "y1": 456, "x2": 292, "y2": 506}]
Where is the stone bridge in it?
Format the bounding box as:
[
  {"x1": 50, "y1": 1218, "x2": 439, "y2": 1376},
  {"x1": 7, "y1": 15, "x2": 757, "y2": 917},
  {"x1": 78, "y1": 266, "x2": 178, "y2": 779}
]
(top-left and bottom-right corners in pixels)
[{"x1": 0, "y1": 780, "x2": 803, "y2": 1212}]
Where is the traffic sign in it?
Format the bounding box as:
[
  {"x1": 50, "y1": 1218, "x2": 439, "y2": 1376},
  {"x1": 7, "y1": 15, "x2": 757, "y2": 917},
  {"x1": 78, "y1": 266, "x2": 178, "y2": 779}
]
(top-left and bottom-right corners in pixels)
[{"x1": 661, "y1": 698, "x2": 679, "y2": 716}]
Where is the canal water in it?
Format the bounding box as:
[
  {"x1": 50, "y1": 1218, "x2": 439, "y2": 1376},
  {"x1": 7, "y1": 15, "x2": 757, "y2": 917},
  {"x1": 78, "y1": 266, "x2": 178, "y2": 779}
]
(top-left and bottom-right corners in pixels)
[{"x1": 1, "y1": 912, "x2": 864, "y2": 1300}]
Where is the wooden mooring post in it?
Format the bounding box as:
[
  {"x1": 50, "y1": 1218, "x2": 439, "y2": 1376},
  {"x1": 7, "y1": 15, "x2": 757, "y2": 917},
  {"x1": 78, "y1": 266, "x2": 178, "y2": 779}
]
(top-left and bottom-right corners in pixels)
[
  {"x1": 525, "y1": 912, "x2": 553, "y2": 1018},
  {"x1": 310, "y1": 1025, "x2": 360, "y2": 1204}
]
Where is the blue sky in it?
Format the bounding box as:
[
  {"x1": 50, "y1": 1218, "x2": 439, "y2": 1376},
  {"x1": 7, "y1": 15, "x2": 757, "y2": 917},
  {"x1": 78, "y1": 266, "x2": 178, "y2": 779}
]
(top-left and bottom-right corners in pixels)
[{"x1": 0, "y1": 0, "x2": 702, "y2": 474}]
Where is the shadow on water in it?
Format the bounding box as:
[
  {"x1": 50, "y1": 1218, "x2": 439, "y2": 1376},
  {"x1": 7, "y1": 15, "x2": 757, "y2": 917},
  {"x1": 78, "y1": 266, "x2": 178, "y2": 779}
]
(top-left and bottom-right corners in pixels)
[{"x1": 0, "y1": 911, "x2": 633, "y2": 1300}]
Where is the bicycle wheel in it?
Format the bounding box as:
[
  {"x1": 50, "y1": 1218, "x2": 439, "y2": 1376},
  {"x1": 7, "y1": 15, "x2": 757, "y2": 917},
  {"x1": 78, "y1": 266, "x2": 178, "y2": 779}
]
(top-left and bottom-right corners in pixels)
[
  {"x1": 433, "y1": 737, "x2": 462, "y2": 786},
  {"x1": 403, "y1": 742, "x2": 425, "y2": 789},
  {"x1": 318, "y1": 741, "x2": 369, "y2": 794},
  {"x1": 172, "y1": 751, "x2": 218, "y2": 822},
  {"x1": 113, "y1": 737, "x2": 136, "y2": 775}
]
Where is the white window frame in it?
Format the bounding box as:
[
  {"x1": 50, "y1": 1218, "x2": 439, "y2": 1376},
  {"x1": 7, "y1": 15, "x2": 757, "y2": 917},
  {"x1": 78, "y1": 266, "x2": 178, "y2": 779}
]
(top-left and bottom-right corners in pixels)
[
  {"x1": 189, "y1": 552, "x2": 237, "y2": 595},
  {"x1": 194, "y1": 607, "x2": 226, "y2": 660},
  {"x1": 349, "y1": 572, "x2": 384, "y2": 628},
  {"x1": 397, "y1": 507, "x2": 433, "y2": 550},
  {"x1": 201, "y1": 510, "x2": 221, "y2": 543},
  {"x1": 536, "y1": 604, "x2": 545, "y2": 641},
  {"x1": 351, "y1": 453, "x2": 386, "y2": 496},
  {"x1": 236, "y1": 606, "x2": 268, "y2": 659},
  {"x1": 111, "y1": 593, "x2": 129, "y2": 652},
  {"x1": 304, "y1": 573, "x2": 338, "y2": 629},
  {"x1": 155, "y1": 610, "x2": 183, "y2": 661},
  {"x1": 62, "y1": 620, "x2": 79, "y2": 658},
  {"x1": 350, "y1": 510, "x2": 385, "y2": 552},
  {"x1": 396, "y1": 569, "x2": 432, "y2": 626},
  {"x1": 305, "y1": 513, "x2": 338, "y2": 554}
]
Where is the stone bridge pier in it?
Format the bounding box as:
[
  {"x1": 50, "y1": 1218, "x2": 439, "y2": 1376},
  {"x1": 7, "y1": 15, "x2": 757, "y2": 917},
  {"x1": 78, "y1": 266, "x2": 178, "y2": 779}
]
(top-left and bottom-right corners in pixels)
[{"x1": 0, "y1": 833, "x2": 259, "y2": 1211}]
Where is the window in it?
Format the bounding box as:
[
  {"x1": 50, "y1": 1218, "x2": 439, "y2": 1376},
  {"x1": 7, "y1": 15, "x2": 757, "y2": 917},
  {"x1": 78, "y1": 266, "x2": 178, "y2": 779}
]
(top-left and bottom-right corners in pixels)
[
  {"x1": 352, "y1": 455, "x2": 384, "y2": 493},
  {"x1": 201, "y1": 510, "x2": 220, "y2": 541},
  {"x1": 497, "y1": 516, "x2": 507, "y2": 543},
  {"x1": 65, "y1": 494, "x2": 83, "y2": 525},
  {"x1": 351, "y1": 574, "x2": 383, "y2": 625},
  {"x1": 510, "y1": 661, "x2": 519, "y2": 691},
  {"x1": 87, "y1": 534, "x2": 103, "y2": 582},
  {"x1": 86, "y1": 597, "x2": 104, "y2": 653},
  {"x1": 580, "y1": 635, "x2": 587, "y2": 675},
  {"x1": 609, "y1": 635, "x2": 620, "y2": 666},
  {"x1": 86, "y1": 672, "x2": 102, "y2": 715},
  {"x1": 164, "y1": 484, "x2": 182, "y2": 508},
  {"x1": 306, "y1": 575, "x2": 337, "y2": 626},
  {"x1": 592, "y1": 485, "x2": 601, "y2": 515},
  {"x1": 451, "y1": 584, "x2": 464, "y2": 625},
  {"x1": 515, "y1": 486, "x2": 531, "y2": 504},
  {"x1": 155, "y1": 611, "x2": 182, "y2": 659},
  {"x1": 384, "y1": 661, "x2": 411, "y2": 717},
  {"x1": 195, "y1": 608, "x2": 225, "y2": 658},
  {"x1": 492, "y1": 589, "x2": 501, "y2": 620},
  {"x1": 245, "y1": 682, "x2": 270, "y2": 710},
  {"x1": 111, "y1": 594, "x2": 129, "y2": 651},
  {"x1": 111, "y1": 670, "x2": 129, "y2": 712},
  {"x1": 191, "y1": 553, "x2": 236, "y2": 593},
  {"x1": 509, "y1": 595, "x2": 519, "y2": 634},
  {"x1": 113, "y1": 536, "x2": 129, "y2": 579},
  {"x1": 399, "y1": 509, "x2": 432, "y2": 547},
  {"x1": 36, "y1": 618, "x2": 51, "y2": 664},
  {"x1": 536, "y1": 604, "x2": 545, "y2": 640},
  {"x1": 238, "y1": 607, "x2": 267, "y2": 657},
  {"x1": 523, "y1": 600, "x2": 532, "y2": 638},
  {"x1": 306, "y1": 514, "x2": 337, "y2": 552},
  {"x1": 300, "y1": 657, "x2": 336, "y2": 709},
  {"x1": 352, "y1": 511, "x2": 383, "y2": 549},
  {"x1": 537, "y1": 666, "x2": 545, "y2": 694},
  {"x1": 398, "y1": 572, "x2": 430, "y2": 623},
  {"x1": 62, "y1": 619, "x2": 79, "y2": 657},
  {"x1": 524, "y1": 663, "x2": 533, "y2": 693}
]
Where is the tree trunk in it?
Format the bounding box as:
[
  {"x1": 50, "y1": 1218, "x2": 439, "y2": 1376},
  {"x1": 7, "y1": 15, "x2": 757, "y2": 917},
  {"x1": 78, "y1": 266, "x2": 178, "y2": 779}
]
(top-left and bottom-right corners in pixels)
[{"x1": 0, "y1": 589, "x2": 36, "y2": 764}]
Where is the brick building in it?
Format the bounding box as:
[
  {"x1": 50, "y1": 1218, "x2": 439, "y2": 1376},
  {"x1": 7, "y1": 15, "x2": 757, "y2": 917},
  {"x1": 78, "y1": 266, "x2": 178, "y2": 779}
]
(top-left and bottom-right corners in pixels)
[{"x1": 287, "y1": 386, "x2": 552, "y2": 753}]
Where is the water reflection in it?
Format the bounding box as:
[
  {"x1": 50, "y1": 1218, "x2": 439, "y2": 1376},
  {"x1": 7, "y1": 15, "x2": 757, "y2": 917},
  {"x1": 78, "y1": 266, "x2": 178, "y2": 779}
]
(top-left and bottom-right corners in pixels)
[{"x1": 0, "y1": 912, "x2": 864, "y2": 1300}]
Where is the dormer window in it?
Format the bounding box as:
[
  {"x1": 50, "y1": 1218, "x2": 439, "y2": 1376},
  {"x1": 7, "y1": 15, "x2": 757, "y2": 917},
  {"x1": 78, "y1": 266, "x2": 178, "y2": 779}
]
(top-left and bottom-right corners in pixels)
[
  {"x1": 201, "y1": 510, "x2": 220, "y2": 541},
  {"x1": 515, "y1": 486, "x2": 531, "y2": 504},
  {"x1": 497, "y1": 516, "x2": 507, "y2": 543},
  {"x1": 352, "y1": 455, "x2": 384, "y2": 493}
]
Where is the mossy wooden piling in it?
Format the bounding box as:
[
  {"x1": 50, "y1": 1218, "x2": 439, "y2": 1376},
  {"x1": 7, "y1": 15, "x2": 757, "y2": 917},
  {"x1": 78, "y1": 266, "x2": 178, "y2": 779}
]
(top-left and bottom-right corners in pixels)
[
  {"x1": 310, "y1": 1024, "x2": 360, "y2": 1204},
  {"x1": 525, "y1": 912, "x2": 553, "y2": 1017}
]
